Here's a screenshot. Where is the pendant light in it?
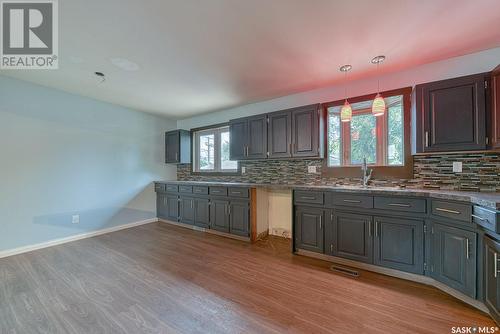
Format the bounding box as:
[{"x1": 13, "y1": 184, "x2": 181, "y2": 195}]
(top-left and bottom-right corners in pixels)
[
  {"x1": 339, "y1": 64, "x2": 353, "y2": 122},
  {"x1": 371, "y1": 55, "x2": 386, "y2": 117}
]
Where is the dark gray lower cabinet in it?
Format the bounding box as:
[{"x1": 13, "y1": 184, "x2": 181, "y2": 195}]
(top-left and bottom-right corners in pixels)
[
  {"x1": 194, "y1": 198, "x2": 210, "y2": 228},
  {"x1": 296, "y1": 207, "x2": 324, "y2": 253},
  {"x1": 230, "y1": 201, "x2": 250, "y2": 237},
  {"x1": 431, "y1": 222, "x2": 477, "y2": 298},
  {"x1": 325, "y1": 211, "x2": 372, "y2": 263},
  {"x1": 484, "y1": 236, "x2": 500, "y2": 324},
  {"x1": 166, "y1": 194, "x2": 179, "y2": 221},
  {"x1": 179, "y1": 196, "x2": 195, "y2": 225},
  {"x1": 373, "y1": 216, "x2": 424, "y2": 274},
  {"x1": 157, "y1": 193, "x2": 168, "y2": 220},
  {"x1": 210, "y1": 200, "x2": 230, "y2": 233}
]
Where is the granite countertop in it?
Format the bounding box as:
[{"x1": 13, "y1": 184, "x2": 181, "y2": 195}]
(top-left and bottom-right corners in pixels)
[{"x1": 155, "y1": 180, "x2": 500, "y2": 210}]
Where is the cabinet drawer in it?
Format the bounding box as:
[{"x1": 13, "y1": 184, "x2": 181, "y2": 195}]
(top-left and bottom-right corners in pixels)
[
  {"x1": 209, "y1": 186, "x2": 228, "y2": 196},
  {"x1": 294, "y1": 191, "x2": 324, "y2": 205},
  {"x1": 431, "y1": 200, "x2": 471, "y2": 223},
  {"x1": 155, "y1": 183, "x2": 165, "y2": 192},
  {"x1": 374, "y1": 196, "x2": 426, "y2": 213},
  {"x1": 193, "y1": 186, "x2": 208, "y2": 195},
  {"x1": 179, "y1": 185, "x2": 193, "y2": 194},
  {"x1": 228, "y1": 187, "x2": 249, "y2": 198},
  {"x1": 165, "y1": 184, "x2": 179, "y2": 192},
  {"x1": 473, "y1": 206, "x2": 499, "y2": 233},
  {"x1": 326, "y1": 193, "x2": 373, "y2": 209}
]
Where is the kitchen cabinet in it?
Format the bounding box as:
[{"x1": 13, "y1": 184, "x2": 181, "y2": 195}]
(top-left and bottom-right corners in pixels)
[
  {"x1": 166, "y1": 194, "x2": 179, "y2": 221},
  {"x1": 179, "y1": 196, "x2": 195, "y2": 225},
  {"x1": 431, "y1": 222, "x2": 477, "y2": 298},
  {"x1": 229, "y1": 201, "x2": 250, "y2": 237},
  {"x1": 210, "y1": 199, "x2": 230, "y2": 233},
  {"x1": 229, "y1": 115, "x2": 267, "y2": 160},
  {"x1": 491, "y1": 65, "x2": 500, "y2": 149},
  {"x1": 165, "y1": 130, "x2": 191, "y2": 164},
  {"x1": 325, "y1": 211, "x2": 372, "y2": 263},
  {"x1": 295, "y1": 206, "x2": 324, "y2": 253},
  {"x1": 156, "y1": 193, "x2": 168, "y2": 220},
  {"x1": 373, "y1": 216, "x2": 424, "y2": 274},
  {"x1": 194, "y1": 198, "x2": 210, "y2": 228},
  {"x1": 291, "y1": 104, "x2": 321, "y2": 157},
  {"x1": 415, "y1": 73, "x2": 488, "y2": 153},
  {"x1": 268, "y1": 110, "x2": 292, "y2": 158},
  {"x1": 484, "y1": 235, "x2": 500, "y2": 324}
]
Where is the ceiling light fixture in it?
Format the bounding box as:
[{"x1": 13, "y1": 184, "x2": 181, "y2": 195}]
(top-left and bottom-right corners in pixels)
[
  {"x1": 339, "y1": 64, "x2": 353, "y2": 122},
  {"x1": 371, "y1": 55, "x2": 386, "y2": 117},
  {"x1": 95, "y1": 71, "x2": 106, "y2": 84}
]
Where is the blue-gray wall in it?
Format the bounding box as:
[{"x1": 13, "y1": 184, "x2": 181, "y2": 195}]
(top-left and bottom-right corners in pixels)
[{"x1": 0, "y1": 76, "x2": 177, "y2": 253}]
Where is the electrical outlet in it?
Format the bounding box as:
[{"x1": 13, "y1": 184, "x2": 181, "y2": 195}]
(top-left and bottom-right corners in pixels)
[
  {"x1": 72, "y1": 215, "x2": 80, "y2": 224},
  {"x1": 308, "y1": 166, "x2": 317, "y2": 174},
  {"x1": 241, "y1": 167, "x2": 246, "y2": 174},
  {"x1": 452, "y1": 161, "x2": 463, "y2": 173}
]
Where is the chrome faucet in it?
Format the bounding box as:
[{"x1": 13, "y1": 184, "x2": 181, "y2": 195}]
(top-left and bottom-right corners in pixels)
[{"x1": 361, "y1": 158, "x2": 372, "y2": 188}]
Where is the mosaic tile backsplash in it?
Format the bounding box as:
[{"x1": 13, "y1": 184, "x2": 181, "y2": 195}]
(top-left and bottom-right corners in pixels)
[{"x1": 177, "y1": 152, "x2": 500, "y2": 192}]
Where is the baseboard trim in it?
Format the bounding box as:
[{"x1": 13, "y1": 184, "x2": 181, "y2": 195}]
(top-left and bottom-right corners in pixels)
[
  {"x1": 158, "y1": 218, "x2": 251, "y2": 242},
  {"x1": 0, "y1": 218, "x2": 159, "y2": 259},
  {"x1": 296, "y1": 249, "x2": 489, "y2": 314}
]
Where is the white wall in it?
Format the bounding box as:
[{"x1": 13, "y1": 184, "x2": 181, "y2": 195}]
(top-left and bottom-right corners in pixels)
[
  {"x1": 178, "y1": 47, "x2": 500, "y2": 129},
  {"x1": 0, "y1": 76, "x2": 177, "y2": 253}
]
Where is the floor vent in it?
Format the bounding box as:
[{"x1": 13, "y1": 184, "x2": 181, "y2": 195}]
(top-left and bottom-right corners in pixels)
[{"x1": 330, "y1": 265, "x2": 360, "y2": 277}]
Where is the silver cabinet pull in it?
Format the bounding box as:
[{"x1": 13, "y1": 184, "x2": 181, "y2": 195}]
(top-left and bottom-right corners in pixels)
[
  {"x1": 435, "y1": 207, "x2": 461, "y2": 215},
  {"x1": 471, "y1": 214, "x2": 485, "y2": 221},
  {"x1": 388, "y1": 203, "x2": 411, "y2": 208},
  {"x1": 330, "y1": 212, "x2": 334, "y2": 221},
  {"x1": 319, "y1": 216, "x2": 322, "y2": 229},
  {"x1": 465, "y1": 238, "x2": 470, "y2": 259},
  {"x1": 191, "y1": 200, "x2": 193, "y2": 209},
  {"x1": 330, "y1": 244, "x2": 333, "y2": 252},
  {"x1": 375, "y1": 221, "x2": 379, "y2": 237},
  {"x1": 425, "y1": 131, "x2": 429, "y2": 147},
  {"x1": 175, "y1": 152, "x2": 178, "y2": 161},
  {"x1": 343, "y1": 199, "x2": 361, "y2": 203},
  {"x1": 368, "y1": 221, "x2": 372, "y2": 236},
  {"x1": 495, "y1": 253, "x2": 498, "y2": 278},
  {"x1": 301, "y1": 196, "x2": 316, "y2": 200}
]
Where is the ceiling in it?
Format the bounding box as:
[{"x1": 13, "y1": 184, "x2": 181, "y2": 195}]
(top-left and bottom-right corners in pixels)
[{"x1": 2, "y1": 0, "x2": 500, "y2": 119}]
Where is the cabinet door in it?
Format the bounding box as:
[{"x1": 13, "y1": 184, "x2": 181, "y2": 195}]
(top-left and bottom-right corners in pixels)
[
  {"x1": 417, "y1": 73, "x2": 487, "y2": 152},
  {"x1": 165, "y1": 131, "x2": 180, "y2": 163},
  {"x1": 295, "y1": 207, "x2": 324, "y2": 253},
  {"x1": 268, "y1": 111, "x2": 292, "y2": 158},
  {"x1": 431, "y1": 223, "x2": 477, "y2": 298},
  {"x1": 179, "y1": 197, "x2": 195, "y2": 225},
  {"x1": 247, "y1": 115, "x2": 267, "y2": 159},
  {"x1": 156, "y1": 193, "x2": 168, "y2": 219},
  {"x1": 194, "y1": 198, "x2": 210, "y2": 228},
  {"x1": 484, "y1": 236, "x2": 500, "y2": 324},
  {"x1": 291, "y1": 105, "x2": 320, "y2": 157},
  {"x1": 373, "y1": 216, "x2": 424, "y2": 274},
  {"x1": 327, "y1": 211, "x2": 372, "y2": 263},
  {"x1": 229, "y1": 119, "x2": 248, "y2": 160},
  {"x1": 210, "y1": 200, "x2": 229, "y2": 233},
  {"x1": 229, "y1": 201, "x2": 250, "y2": 237},
  {"x1": 491, "y1": 66, "x2": 500, "y2": 149},
  {"x1": 166, "y1": 194, "x2": 179, "y2": 221}
]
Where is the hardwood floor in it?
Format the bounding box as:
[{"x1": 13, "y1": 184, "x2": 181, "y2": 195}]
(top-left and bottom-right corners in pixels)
[{"x1": 0, "y1": 222, "x2": 495, "y2": 333}]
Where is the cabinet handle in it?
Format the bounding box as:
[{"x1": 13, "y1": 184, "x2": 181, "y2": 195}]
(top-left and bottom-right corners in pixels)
[
  {"x1": 435, "y1": 207, "x2": 461, "y2": 215},
  {"x1": 191, "y1": 200, "x2": 193, "y2": 209},
  {"x1": 330, "y1": 244, "x2": 333, "y2": 253},
  {"x1": 300, "y1": 196, "x2": 316, "y2": 200},
  {"x1": 388, "y1": 203, "x2": 411, "y2": 208},
  {"x1": 330, "y1": 212, "x2": 334, "y2": 221},
  {"x1": 343, "y1": 199, "x2": 361, "y2": 203},
  {"x1": 319, "y1": 216, "x2": 322, "y2": 229},
  {"x1": 369, "y1": 221, "x2": 372, "y2": 236},
  {"x1": 175, "y1": 152, "x2": 178, "y2": 161},
  {"x1": 375, "y1": 221, "x2": 379, "y2": 237},
  {"x1": 471, "y1": 214, "x2": 485, "y2": 221},
  {"x1": 466, "y1": 238, "x2": 470, "y2": 260},
  {"x1": 425, "y1": 131, "x2": 429, "y2": 147},
  {"x1": 495, "y1": 252, "x2": 500, "y2": 278}
]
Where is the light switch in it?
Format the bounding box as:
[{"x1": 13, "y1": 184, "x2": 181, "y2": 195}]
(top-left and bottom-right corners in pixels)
[
  {"x1": 308, "y1": 166, "x2": 317, "y2": 174},
  {"x1": 452, "y1": 161, "x2": 462, "y2": 173}
]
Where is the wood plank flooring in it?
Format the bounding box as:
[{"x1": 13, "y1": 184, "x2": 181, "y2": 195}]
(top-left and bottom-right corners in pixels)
[{"x1": 0, "y1": 222, "x2": 495, "y2": 333}]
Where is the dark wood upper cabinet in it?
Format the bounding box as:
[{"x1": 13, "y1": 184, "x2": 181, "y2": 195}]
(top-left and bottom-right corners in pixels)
[
  {"x1": 165, "y1": 130, "x2": 191, "y2": 164},
  {"x1": 229, "y1": 115, "x2": 267, "y2": 160},
  {"x1": 291, "y1": 104, "x2": 321, "y2": 157},
  {"x1": 491, "y1": 65, "x2": 500, "y2": 149},
  {"x1": 268, "y1": 110, "x2": 292, "y2": 158},
  {"x1": 415, "y1": 73, "x2": 489, "y2": 153}
]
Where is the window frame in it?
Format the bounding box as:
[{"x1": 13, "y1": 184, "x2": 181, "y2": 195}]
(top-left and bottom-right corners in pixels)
[
  {"x1": 191, "y1": 123, "x2": 239, "y2": 175},
  {"x1": 322, "y1": 87, "x2": 413, "y2": 179}
]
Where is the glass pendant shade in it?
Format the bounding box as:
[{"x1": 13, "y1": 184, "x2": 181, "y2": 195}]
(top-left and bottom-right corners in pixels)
[
  {"x1": 340, "y1": 100, "x2": 352, "y2": 122},
  {"x1": 372, "y1": 93, "x2": 386, "y2": 117}
]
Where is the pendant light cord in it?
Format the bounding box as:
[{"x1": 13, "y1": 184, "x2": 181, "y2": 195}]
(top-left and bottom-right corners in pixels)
[{"x1": 377, "y1": 61, "x2": 380, "y2": 93}]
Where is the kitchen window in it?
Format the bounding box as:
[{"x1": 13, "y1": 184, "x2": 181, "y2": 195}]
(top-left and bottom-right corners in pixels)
[
  {"x1": 324, "y1": 87, "x2": 412, "y2": 178},
  {"x1": 193, "y1": 125, "x2": 238, "y2": 173}
]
